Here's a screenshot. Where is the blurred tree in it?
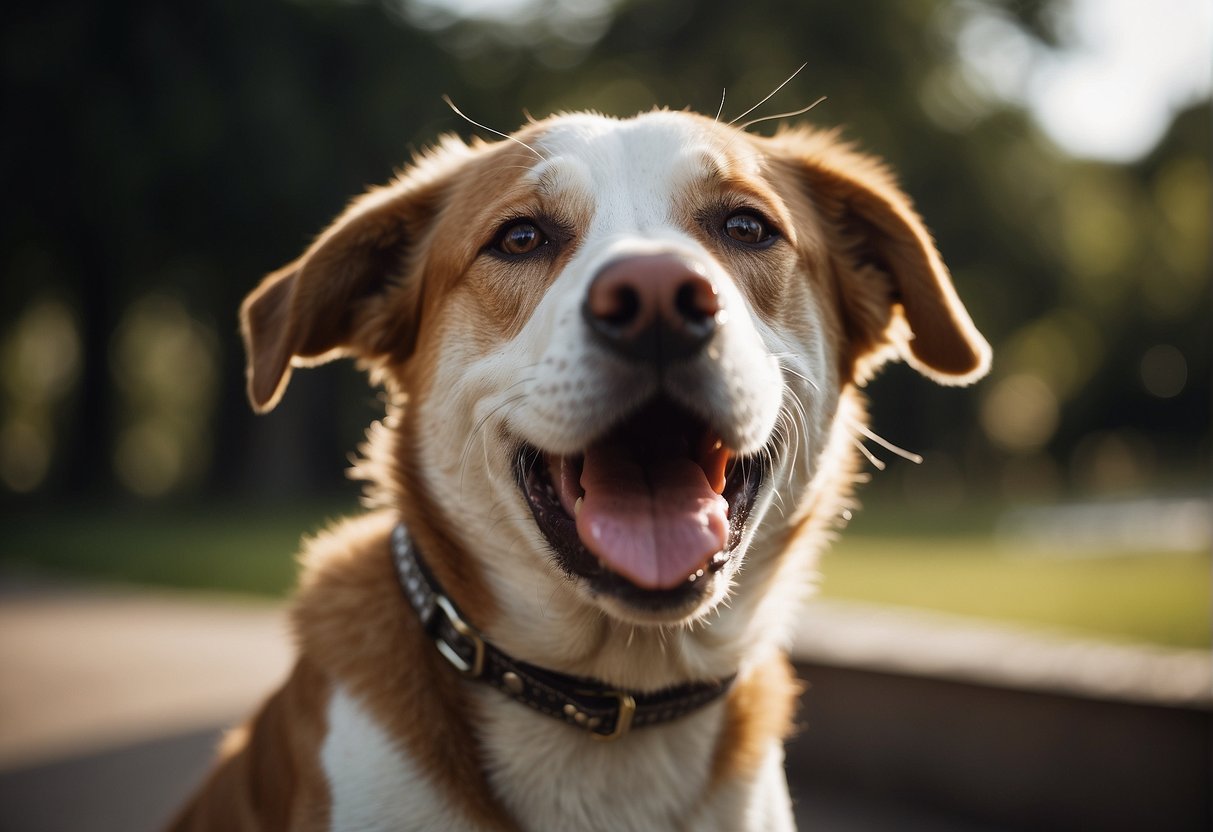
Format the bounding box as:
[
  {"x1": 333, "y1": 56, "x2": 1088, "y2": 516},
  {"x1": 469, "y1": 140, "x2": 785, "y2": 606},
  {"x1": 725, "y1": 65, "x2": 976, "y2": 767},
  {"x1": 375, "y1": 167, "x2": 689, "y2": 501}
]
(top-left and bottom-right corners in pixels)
[
  {"x1": 2, "y1": 0, "x2": 461, "y2": 502},
  {"x1": 1, "y1": 0, "x2": 1206, "y2": 508}
]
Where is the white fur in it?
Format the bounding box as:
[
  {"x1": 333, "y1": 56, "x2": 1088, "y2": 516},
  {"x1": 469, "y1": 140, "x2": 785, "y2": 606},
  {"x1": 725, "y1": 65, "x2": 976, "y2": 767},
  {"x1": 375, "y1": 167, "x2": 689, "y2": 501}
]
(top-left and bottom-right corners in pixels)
[
  {"x1": 322, "y1": 685, "x2": 487, "y2": 832},
  {"x1": 474, "y1": 689, "x2": 737, "y2": 831},
  {"x1": 726, "y1": 745, "x2": 797, "y2": 832}
]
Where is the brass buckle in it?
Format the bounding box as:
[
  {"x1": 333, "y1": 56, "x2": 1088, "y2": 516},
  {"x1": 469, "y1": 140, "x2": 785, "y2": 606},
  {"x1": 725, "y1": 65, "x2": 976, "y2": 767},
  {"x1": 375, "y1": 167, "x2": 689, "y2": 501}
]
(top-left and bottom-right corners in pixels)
[
  {"x1": 433, "y1": 595, "x2": 485, "y2": 678},
  {"x1": 590, "y1": 691, "x2": 636, "y2": 742}
]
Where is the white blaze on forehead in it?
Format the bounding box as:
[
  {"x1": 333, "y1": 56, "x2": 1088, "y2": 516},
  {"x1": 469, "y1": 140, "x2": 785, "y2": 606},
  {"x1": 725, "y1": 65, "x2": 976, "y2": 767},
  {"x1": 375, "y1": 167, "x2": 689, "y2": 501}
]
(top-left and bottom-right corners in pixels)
[
  {"x1": 530, "y1": 112, "x2": 754, "y2": 235},
  {"x1": 491, "y1": 111, "x2": 790, "y2": 458}
]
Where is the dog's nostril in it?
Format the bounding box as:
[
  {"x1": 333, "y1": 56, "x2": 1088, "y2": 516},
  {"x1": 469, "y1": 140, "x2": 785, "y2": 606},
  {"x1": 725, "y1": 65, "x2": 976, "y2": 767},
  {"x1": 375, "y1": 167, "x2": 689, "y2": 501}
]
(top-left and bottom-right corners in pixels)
[
  {"x1": 599, "y1": 286, "x2": 642, "y2": 328},
  {"x1": 674, "y1": 280, "x2": 719, "y2": 325}
]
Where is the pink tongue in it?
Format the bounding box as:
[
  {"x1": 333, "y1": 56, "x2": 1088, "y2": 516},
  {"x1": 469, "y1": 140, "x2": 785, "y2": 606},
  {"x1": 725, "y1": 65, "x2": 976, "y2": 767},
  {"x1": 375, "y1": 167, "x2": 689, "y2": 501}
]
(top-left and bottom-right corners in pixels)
[{"x1": 576, "y1": 444, "x2": 728, "y2": 590}]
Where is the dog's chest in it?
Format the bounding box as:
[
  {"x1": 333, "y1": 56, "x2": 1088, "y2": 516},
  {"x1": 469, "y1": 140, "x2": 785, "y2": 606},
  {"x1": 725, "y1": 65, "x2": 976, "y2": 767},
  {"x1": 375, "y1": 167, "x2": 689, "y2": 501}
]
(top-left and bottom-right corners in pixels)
[
  {"x1": 319, "y1": 682, "x2": 759, "y2": 832},
  {"x1": 321, "y1": 685, "x2": 478, "y2": 831},
  {"x1": 473, "y1": 689, "x2": 739, "y2": 832}
]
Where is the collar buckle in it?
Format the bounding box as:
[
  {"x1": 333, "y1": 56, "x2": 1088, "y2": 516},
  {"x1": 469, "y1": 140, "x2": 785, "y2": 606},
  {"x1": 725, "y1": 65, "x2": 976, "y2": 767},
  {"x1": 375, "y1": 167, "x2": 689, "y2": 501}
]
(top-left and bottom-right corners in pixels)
[
  {"x1": 433, "y1": 594, "x2": 485, "y2": 678},
  {"x1": 588, "y1": 690, "x2": 636, "y2": 742}
]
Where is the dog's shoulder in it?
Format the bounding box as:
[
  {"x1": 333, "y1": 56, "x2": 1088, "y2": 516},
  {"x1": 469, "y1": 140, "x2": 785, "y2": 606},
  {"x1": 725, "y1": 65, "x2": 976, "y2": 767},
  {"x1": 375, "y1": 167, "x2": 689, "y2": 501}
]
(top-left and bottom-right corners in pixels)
[
  {"x1": 293, "y1": 511, "x2": 400, "y2": 639},
  {"x1": 168, "y1": 656, "x2": 332, "y2": 831},
  {"x1": 291, "y1": 512, "x2": 519, "y2": 832}
]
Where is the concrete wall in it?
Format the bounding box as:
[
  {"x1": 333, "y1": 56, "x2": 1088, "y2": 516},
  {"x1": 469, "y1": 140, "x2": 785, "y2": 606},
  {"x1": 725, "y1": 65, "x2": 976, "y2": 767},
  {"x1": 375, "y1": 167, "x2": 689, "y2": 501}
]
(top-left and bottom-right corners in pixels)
[
  {"x1": 788, "y1": 599, "x2": 1212, "y2": 831},
  {"x1": 788, "y1": 662, "x2": 1211, "y2": 831}
]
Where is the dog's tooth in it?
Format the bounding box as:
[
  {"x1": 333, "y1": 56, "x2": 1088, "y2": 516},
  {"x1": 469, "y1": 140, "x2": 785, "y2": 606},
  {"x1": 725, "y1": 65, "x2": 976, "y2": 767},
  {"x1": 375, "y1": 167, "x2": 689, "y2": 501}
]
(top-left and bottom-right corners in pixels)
[{"x1": 574, "y1": 496, "x2": 583, "y2": 516}]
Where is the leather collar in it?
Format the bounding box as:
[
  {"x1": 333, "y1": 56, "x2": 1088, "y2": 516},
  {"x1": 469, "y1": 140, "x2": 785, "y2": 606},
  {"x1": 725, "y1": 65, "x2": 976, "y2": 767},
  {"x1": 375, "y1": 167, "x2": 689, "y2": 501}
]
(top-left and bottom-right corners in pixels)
[{"x1": 390, "y1": 524, "x2": 734, "y2": 741}]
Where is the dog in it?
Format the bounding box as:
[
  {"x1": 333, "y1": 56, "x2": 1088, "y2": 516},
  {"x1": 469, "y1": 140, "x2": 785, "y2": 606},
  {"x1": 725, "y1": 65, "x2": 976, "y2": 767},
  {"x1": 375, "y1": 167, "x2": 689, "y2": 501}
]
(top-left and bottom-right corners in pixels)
[{"x1": 170, "y1": 108, "x2": 989, "y2": 831}]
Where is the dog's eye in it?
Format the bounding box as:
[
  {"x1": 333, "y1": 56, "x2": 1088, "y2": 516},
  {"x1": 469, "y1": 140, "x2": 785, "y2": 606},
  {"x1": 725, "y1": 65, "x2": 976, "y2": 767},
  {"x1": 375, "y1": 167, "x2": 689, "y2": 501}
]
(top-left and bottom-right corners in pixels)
[
  {"x1": 494, "y1": 220, "x2": 547, "y2": 256},
  {"x1": 723, "y1": 211, "x2": 773, "y2": 246}
]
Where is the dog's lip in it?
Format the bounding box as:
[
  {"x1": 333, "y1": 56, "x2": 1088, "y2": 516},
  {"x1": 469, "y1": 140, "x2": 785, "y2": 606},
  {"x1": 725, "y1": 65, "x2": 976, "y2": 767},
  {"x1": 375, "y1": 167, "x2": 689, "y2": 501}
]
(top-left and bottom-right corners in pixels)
[{"x1": 516, "y1": 398, "x2": 767, "y2": 603}]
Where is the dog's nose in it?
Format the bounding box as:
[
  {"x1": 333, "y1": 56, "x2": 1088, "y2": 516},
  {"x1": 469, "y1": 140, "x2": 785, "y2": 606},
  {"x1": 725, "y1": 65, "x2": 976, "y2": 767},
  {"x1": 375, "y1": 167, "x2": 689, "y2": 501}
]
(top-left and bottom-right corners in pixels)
[{"x1": 583, "y1": 254, "x2": 722, "y2": 364}]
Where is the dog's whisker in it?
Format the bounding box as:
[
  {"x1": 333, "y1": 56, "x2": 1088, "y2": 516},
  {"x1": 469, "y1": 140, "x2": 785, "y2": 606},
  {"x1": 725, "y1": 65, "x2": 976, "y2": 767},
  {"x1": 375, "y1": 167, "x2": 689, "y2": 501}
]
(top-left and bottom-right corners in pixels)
[
  {"x1": 714, "y1": 87, "x2": 727, "y2": 123},
  {"x1": 540, "y1": 582, "x2": 565, "y2": 620},
  {"x1": 774, "y1": 411, "x2": 800, "y2": 487},
  {"x1": 740, "y1": 96, "x2": 827, "y2": 132},
  {"x1": 786, "y1": 391, "x2": 813, "y2": 461},
  {"x1": 483, "y1": 504, "x2": 519, "y2": 537},
  {"x1": 765, "y1": 444, "x2": 788, "y2": 516},
  {"x1": 496, "y1": 164, "x2": 548, "y2": 174},
  {"x1": 773, "y1": 355, "x2": 821, "y2": 392},
  {"x1": 458, "y1": 391, "x2": 530, "y2": 496},
  {"x1": 771, "y1": 418, "x2": 791, "y2": 468},
  {"x1": 479, "y1": 431, "x2": 494, "y2": 490},
  {"x1": 850, "y1": 419, "x2": 923, "y2": 465},
  {"x1": 851, "y1": 436, "x2": 887, "y2": 471},
  {"x1": 443, "y1": 95, "x2": 546, "y2": 160},
  {"x1": 727, "y1": 62, "x2": 808, "y2": 126}
]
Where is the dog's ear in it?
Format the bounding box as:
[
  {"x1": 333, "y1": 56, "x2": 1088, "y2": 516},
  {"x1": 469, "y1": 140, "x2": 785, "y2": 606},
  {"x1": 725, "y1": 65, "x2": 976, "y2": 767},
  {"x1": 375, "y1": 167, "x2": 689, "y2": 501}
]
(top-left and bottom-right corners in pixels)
[
  {"x1": 772, "y1": 129, "x2": 991, "y2": 385},
  {"x1": 241, "y1": 172, "x2": 449, "y2": 413}
]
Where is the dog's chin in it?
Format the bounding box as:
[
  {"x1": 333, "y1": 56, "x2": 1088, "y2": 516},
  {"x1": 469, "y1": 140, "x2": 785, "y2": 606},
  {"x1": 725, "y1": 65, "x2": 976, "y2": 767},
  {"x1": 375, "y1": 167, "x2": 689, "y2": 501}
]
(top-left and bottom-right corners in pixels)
[{"x1": 516, "y1": 397, "x2": 768, "y2": 625}]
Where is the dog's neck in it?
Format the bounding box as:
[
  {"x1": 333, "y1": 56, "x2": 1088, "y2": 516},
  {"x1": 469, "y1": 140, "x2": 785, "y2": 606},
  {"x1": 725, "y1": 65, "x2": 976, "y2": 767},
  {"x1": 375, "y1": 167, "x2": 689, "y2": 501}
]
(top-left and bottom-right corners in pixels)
[
  {"x1": 390, "y1": 523, "x2": 737, "y2": 741},
  {"x1": 465, "y1": 618, "x2": 804, "y2": 832}
]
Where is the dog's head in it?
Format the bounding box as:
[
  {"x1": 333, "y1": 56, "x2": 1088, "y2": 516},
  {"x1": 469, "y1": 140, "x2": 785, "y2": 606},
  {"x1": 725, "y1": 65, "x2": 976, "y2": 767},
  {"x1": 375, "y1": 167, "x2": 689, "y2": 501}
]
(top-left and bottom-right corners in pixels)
[{"x1": 242, "y1": 111, "x2": 988, "y2": 637}]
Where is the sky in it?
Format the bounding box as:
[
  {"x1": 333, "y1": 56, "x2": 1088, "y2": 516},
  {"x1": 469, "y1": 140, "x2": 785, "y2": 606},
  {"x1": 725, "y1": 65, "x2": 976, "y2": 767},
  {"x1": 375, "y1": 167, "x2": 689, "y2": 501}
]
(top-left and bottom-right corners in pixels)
[{"x1": 1000, "y1": 0, "x2": 1212, "y2": 161}]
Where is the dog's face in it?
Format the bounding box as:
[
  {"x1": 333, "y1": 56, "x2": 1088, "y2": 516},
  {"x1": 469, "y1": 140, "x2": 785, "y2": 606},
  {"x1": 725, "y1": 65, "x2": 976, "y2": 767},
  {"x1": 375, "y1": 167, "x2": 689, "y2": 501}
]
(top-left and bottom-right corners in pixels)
[{"x1": 241, "y1": 111, "x2": 988, "y2": 630}]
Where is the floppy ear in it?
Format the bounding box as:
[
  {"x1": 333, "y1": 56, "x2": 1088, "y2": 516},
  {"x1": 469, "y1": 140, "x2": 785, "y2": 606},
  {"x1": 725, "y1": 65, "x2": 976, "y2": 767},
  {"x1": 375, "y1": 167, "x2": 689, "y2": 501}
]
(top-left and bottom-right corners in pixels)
[
  {"x1": 241, "y1": 177, "x2": 444, "y2": 413},
  {"x1": 773, "y1": 128, "x2": 991, "y2": 385}
]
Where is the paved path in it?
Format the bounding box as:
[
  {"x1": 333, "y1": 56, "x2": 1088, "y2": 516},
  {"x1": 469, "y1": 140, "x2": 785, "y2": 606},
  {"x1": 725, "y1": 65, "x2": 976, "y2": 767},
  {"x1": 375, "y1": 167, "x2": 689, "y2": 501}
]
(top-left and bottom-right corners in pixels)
[
  {"x1": 3, "y1": 573, "x2": 1205, "y2": 831},
  {"x1": 0, "y1": 576, "x2": 292, "y2": 832},
  {"x1": 0, "y1": 578, "x2": 293, "y2": 770}
]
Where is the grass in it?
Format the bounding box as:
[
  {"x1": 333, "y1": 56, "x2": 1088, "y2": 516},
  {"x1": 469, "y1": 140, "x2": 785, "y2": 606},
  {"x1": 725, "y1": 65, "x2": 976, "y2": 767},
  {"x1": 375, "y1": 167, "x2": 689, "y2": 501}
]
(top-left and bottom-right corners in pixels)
[
  {"x1": 818, "y1": 536, "x2": 1211, "y2": 649},
  {"x1": 2, "y1": 504, "x2": 1209, "y2": 649},
  {"x1": 1, "y1": 504, "x2": 341, "y2": 597}
]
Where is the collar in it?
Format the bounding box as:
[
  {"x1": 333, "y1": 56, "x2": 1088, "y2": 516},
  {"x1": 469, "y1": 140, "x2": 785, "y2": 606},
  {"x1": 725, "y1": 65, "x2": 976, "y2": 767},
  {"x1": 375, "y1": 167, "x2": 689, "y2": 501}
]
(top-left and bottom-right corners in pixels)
[{"x1": 390, "y1": 524, "x2": 735, "y2": 741}]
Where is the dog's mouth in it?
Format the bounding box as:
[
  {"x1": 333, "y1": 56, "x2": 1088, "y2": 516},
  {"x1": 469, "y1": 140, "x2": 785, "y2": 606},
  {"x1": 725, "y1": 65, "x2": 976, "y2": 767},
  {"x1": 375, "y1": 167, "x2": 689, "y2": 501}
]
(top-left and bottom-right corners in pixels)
[{"x1": 517, "y1": 398, "x2": 766, "y2": 608}]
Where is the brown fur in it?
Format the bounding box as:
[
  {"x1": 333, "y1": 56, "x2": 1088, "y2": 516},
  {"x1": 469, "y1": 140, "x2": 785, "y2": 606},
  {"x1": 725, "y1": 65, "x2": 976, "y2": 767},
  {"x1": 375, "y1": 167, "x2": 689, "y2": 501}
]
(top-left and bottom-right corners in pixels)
[
  {"x1": 169, "y1": 659, "x2": 332, "y2": 831},
  {"x1": 765, "y1": 127, "x2": 989, "y2": 384},
  {"x1": 708, "y1": 654, "x2": 802, "y2": 789}
]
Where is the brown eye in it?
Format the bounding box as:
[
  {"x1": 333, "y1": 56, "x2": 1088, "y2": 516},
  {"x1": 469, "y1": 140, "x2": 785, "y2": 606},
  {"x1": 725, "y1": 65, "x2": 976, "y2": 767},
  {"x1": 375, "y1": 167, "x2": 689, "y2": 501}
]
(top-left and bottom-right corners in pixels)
[
  {"x1": 495, "y1": 220, "x2": 547, "y2": 256},
  {"x1": 723, "y1": 211, "x2": 772, "y2": 246}
]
